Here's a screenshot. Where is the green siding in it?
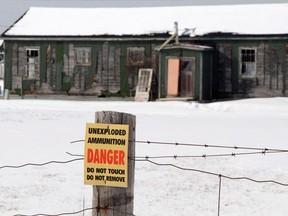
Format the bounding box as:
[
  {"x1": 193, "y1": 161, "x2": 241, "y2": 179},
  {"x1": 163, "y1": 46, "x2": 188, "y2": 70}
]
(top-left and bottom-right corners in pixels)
[
  {"x1": 40, "y1": 44, "x2": 47, "y2": 84},
  {"x1": 56, "y1": 42, "x2": 63, "y2": 91},
  {"x1": 159, "y1": 47, "x2": 213, "y2": 101},
  {"x1": 5, "y1": 39, "x2": 215, "y2": 99},
  {"x1": 120, "y1": 54, "x2": 128, "y2": 97},
  {"x1": 4, "y1": 41, "x2": 12, "y2": 90}
]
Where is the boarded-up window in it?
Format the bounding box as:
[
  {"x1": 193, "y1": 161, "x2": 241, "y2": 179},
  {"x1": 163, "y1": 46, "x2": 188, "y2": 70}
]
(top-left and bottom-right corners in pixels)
[
  {"x1": 240, "y1": 47, "x2": 257, "y2": 78},
  {"x1": 127, "y1": 47, "x2": 145, "y2": 66},
  {"x1": 75, "y1": 47, "x2": 91, "y2": 66}
]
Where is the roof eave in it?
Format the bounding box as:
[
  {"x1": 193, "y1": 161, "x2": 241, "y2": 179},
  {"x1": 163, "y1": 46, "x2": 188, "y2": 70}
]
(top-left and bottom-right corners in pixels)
[
  {"x1": 2, "y1": 33, "x2": 288, "y2": 42},
  {"x1": 0, "y1": 34, "x2": 193, "y2": 42},
  {"x1": 193, "y1": 33, "x2": 288, "y2": 41}
]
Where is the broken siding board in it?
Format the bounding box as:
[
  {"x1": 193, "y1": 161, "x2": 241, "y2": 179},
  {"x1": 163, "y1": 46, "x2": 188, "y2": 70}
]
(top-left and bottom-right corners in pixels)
[
  {"x1": 55, "y1": 42, "x2": 64, "y2": 91},
  {"x1": 251, "y1": 43, "x2": 287, "y2": 97},
  {"x1": 11, "y1": 44, "x2": 21, "y2": 91},
  {"x1": 253, "y1": 43, "x2": 268, "y2": 97},
  {"x1": 103, "y1": 41, "x2": 109, "y2": 78},
  {"x1": 63, "y1": 53, "x2": 69, "y2": 76},
  {"x1": 262, "y1": 44, "x2": 271, "y2": 90},
  {"x1": 256, "y1": 43, "x2": 265, "y2": 87},
  {"x1": 96, "y1": 42, "x2": 121, "y2": 93},
  {"x1": 51, "y1": 47, "x2": 57, "y2": 90},
  {"x1": 279, "y1": 44, "x2": 286, "y2": 94},
  {"x1": 151, "y1": 44, "x2": 158, "y2": 71},
  {"x1": 115, "y1": 47, "x2": 121, "y2": 87},
  {"x1": 97, "y1": 50, "x2": 103, "y2": 85},
  {"x1": 107, "y1": 46, "x2": 120, "y2": 92},
  {"x1": 284, "y1": 45, "x2": 288, "y2": 94},
  {"x1": 74, "y1": 67, "x2": 81, "y2": 89},
  {"x1": 217, "y1": 44, "x2": 232, "y2": 93},
  {"x1": 12, "y1": 44, "x2": 18, "y2": 76},
  {"x1": 18, "y1": 47, "x2": 26, "y2": 77},
  {"x1": 224, "y1": 44, "x2": 232, "y2": 92},
  {"x1": 39, "y1": 45, "x2": 47, "y2": 83},
  {"x1": 109, "y1": 46, "x2": 115, "y2": 78},
  {"x1": 268, "y1": 44, "x2": 285, "y2": 92},
  {"x1": 62, "y1": 43, "x2": 69, "y2": 77},
  {"x1": 12, "y1": 76, "x2": 22, "y2": 90},
  {"x1": 46, "y1": 45, "x2": 51, "y2": 85},
  {"x1": 81, "y1": 67, "x2": 85, "y2": 91},
  {"x1": 68, "y1": 43, "x2": 75, "y2": 77},
  {"x1": 102, "y1": 42, "x2": 109, "y2": 90},
  {"x1": 268, "y1": 47, "x2": 278, "y2": 91}
]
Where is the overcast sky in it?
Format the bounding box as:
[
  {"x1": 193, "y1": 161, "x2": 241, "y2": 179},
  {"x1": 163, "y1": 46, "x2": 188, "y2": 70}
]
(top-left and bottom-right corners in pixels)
[{"x1": 1, "y1": 0, "x2": 288, "y2": 34}]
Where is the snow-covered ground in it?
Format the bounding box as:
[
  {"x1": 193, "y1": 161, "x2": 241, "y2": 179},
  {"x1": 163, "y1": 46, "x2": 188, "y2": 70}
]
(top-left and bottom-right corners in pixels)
[{"x1": 1, "y1": 97, "x2": 288, "y2": 216}]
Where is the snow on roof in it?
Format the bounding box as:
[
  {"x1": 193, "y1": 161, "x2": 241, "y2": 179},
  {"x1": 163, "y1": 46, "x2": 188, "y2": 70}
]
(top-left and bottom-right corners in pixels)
[{"x1": 3, "y1": 4, "x2": 288, "y2": 37}]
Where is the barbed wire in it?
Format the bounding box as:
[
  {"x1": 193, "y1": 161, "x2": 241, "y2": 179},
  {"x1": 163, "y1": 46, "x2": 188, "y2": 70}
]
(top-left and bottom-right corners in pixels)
[
  {"x1": 134, "y1": 150, "x2": 285, "y2": 159},
  {"x1": 66, "y1": 150, "x2": 283, "y2": 160},
  {"x1": 13, "y1": 206, "x2": 136, "y2": 216},
  {"x1": 0, "y1": 151, "x2": 281, "y2": 170},
  {"x1": 134, "y1": 140, "x2": 288, "y2": 153},
  {"x1": 133, "y1": 158, "x2": 288, "y2": 187},
  {"x1": 0, "y1": 148, "x2": 285, "y2": 175},
  {"x1": 70, "y1": 139, "x2": 288, "y2": 153}
]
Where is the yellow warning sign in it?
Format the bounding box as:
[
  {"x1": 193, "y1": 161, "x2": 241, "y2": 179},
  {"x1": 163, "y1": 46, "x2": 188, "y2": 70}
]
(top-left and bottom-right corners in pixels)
[{"x1": 84, "y1": 123, "x2": 129, "y2": 187}]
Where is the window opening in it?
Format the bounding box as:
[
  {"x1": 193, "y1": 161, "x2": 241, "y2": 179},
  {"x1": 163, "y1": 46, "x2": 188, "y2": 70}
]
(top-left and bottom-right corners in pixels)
[
  {"x1": 127, "y1": 47, "x2": 145, "y2": 66},
  {"x1": 75, "y1": 48, "x2": 91, "y2": 66},
  {"x1": 240, "y1": 48, "x2": 256, "y2": 78},
  {"x1": 26, "y1": 48, "x2": 39, "y2": 79}
]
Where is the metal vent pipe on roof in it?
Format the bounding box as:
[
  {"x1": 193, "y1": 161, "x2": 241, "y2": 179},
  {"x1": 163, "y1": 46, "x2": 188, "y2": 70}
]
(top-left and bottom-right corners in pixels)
[{"x1": 157, "y1": 22, "x2": 179, "y2": 51}]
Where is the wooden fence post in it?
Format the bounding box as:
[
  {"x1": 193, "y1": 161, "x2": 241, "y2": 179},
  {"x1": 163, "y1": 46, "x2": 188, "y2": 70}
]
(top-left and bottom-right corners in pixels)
[{"x1": 92, "y1": 111, "x2": 136, "y2": 216}]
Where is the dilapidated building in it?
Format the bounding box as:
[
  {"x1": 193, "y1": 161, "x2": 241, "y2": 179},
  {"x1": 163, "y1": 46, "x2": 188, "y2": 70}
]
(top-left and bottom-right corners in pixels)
[{"x1": 1, "y1": 4, "x2": 288, "y2": 101}]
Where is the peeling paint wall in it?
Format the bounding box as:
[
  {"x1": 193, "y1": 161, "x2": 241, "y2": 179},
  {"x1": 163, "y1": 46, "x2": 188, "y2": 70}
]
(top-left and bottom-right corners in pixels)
[
  {"x1": 5, "y1": 40, "x2": 159, "y2": 97},
  {"x1": 216, "y1": 41, "x2": 288, "y2": 98}
]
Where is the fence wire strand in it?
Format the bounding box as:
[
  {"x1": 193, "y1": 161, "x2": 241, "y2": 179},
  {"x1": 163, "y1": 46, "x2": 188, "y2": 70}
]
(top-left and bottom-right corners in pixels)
[
  {"x1": 13, "y1": 207, "x2": 95, "y2": 216},
  {"x1": 0, "y1": 149, "x2": 284, "y2": 171},
  {"x1": 66, "y1": 150, "x2": 284, "y2": 160},
  {"x1": 0, "y1": 158, "x2": 83, "y2": 170},
  {"x1": 133, "y1": 158, "x2": 288, "y2": 187},
  {"x1": 13, "y1": 206, "x2": 136, "y2": 216},
  {"x1": 134, "y1": 150, "x2": 285, "y2": 159},
  {"x1": 3, "y1": 139, "x2": 288, "y2": 216},
  {"x1": 70, "y1": 139, "x2": 288, "y2": 153},
  {"x1": 134, "y1": 140, "x2": 288, "y2": 153}
]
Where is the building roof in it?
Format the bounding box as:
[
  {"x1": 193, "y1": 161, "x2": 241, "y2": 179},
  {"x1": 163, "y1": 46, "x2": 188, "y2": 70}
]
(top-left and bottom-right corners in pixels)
[{"x1": 2, "y1": 4, "x2": 288, "y2": 38}]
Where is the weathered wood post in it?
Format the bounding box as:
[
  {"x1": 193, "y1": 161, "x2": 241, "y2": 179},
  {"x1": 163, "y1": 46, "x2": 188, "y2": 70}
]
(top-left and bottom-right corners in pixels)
[{"x1": 92, "y1": 111, "x2": 135, "y2": 216}]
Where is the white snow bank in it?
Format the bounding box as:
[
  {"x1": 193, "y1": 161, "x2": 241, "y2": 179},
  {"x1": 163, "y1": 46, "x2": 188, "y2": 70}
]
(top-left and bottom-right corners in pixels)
[{"x1": 4, "y1": 4, "x2": 288, "y2": 37}]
